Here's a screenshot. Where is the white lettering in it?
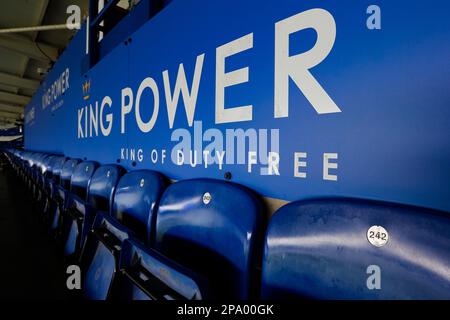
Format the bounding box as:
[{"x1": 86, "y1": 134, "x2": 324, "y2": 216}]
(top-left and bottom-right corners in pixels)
[
  {"x1": 216, "y1": 33, "x2": 253, "y2": 124},
  {"x1": 275, "y1": 9, "x2": 341, "y2": 117}
]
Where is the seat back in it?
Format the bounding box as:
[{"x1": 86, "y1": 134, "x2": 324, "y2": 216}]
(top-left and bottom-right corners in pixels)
[
  {"x1": 53, "y1": 158, "x2": 81, "y2": 229},
  {"x1": 27, "y1": 152, "x2": 38, "y2": 167},
  {"x1": 87, "y1": 164, "x2": 126, "y2": 214},
  {"x1": 33, "y1": 153, "x2": 45, "y2": 169},
  {"x1": 80, "y1": 165, "x2": 125, "y2": 248},
  {"x1": 47, "y1": 156, "x2": 67, "y2": 185},
  {"x1": 40, "y1": 154, "x2": 55, "y2": 176},
  {"x1": 31, "y1": 153, "x2": 46, "y2": 181},
  {"x1": 29, "y1": 153, "x2": 43, "y2": 180},
  {"x1": 154, "y1": 179, "x2": 265, "y2": 299},
  {"x1": 70, "y1": 161, "x2": 99, "y2": 201},
  {"x1": 112, "y1": 170, "x2": 167, "y2": 242},
  {"x1": 37, "y1": 155, "x2": 55, "y2": 193},
  {"x1": 60, "y1": 159, "x2": 81, "y2": 190},
  {"x1": 81, "y1": 170, "x2": 165, "y2": 299},
  {"x1": 261, "y1": 199, "x2": 450, "y2": 300},
  {"x1": 42, "y1": 156, "x2": 65, "y2": 211}
]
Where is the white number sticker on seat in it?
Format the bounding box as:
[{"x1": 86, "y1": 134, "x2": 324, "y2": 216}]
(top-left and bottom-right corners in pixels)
[{"x1": 367, "y1": 225, "x2": 389, "y2": 247}]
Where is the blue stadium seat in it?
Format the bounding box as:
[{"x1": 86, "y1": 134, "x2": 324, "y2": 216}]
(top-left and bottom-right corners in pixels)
[
  {"x1": 113, "y1": 238, "x2": 206, "y2": 300},
  {"x1": 29, "y1": 153, "x2": 47, "y2": 196},
  {"x1": 62, "y1": 161, "x2": 99, "y2": 257},
  {"x1": 86, "y1": 165, "x2": 126, "y2": 218},
  {"x1": 50, "y1": 158, "x2": 81, "y2": 235},
  {"x1": 42, "y1": 156, "x2": 67, "y2": 222},
  {"x1": 154, "y1": 179, "x2": 265, "y2": 299},
  {"x1": 260, "y1": 199, "x2": 450, "y2": 300},
  {"x1": 16, "y1": 151, "x2": 29, "y2": 182},
  {"x1": 34, "y1": 154, "x2": 57, "y2": 212},
  {"x1": 70, "y1": 161, "x2": 99, "y2": 201},
  {"x1": 111, "y1": 170, "x2": 167, "y2": 243},
  {"x1": 80, "y1": 170, "x2": 167, "y2": 300},
  {"x1": 20, "y1": 152, "x2": 34, "y2": 187},
  {"x1": 48, "y1": 156, "x2": 67, "y2": 182},
  {"x1": 60, "y1": 159, "x2": 81, "y2": 190},
  {"x1": 64, "y1": 164, "x2": 125, "y2": 259}
]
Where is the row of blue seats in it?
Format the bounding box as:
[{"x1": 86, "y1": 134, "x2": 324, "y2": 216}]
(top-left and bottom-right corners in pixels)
[
  {"x1": 4, "y1": 149, "x2": 264, "y2": 300},
  {"x1": 3, "y1": 148, "x2": 450, "y2": 300}
]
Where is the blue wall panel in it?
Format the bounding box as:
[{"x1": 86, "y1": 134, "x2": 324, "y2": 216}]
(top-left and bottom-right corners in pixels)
[
  {"x1": 24, "y1": 0, "x2": 450, "y2": 213},
  {"x1": 64, "y1": 43, "x2": 129, "y2": 164}
]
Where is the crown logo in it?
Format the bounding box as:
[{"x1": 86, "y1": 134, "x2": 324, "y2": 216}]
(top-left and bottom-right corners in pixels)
[{"x1": 82, "y1": 80, "x2": 91, "y2": 100}]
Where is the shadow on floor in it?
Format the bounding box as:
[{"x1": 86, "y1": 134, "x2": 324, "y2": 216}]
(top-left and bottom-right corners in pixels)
[{"x1": 0, "y1": 161, "x2": 73, "y2": 300}]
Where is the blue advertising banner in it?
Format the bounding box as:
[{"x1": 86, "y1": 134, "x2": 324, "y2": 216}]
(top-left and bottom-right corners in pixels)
[{"x1": 24, "y1": 0, "x2": 450, "y2": 213}]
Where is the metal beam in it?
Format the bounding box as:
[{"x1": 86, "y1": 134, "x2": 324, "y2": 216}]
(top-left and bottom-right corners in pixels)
[
  {"x1": 0, "y1": 72, "x2": 39, "y2": 90},
  {"x1": 0, "y1": 103, "x2": 24, "y2": 114},
  {"x1": 0, "y1": 123, "x2": 17, "y2": 129},
  {"x1": 0, "y1": 122, "x2": 18, "y2": 129},
  {"x1": 0, "y1": 111, "x2": 21, "y2": 120},
  {"x1": 0, "y1": 34, "x2": 59, "y2": 62},
  {"x1": 0, "y1": 110, "x2": 22, "y2": 118},
  {"x1": 0, "y1": 109, "x2": 23, "y2": 118},
  {"x1": 0, "y1": 23, "x2": 80, "y2": 34},
  {"x1": 0, "y1": 91, "x2": 31, "y2": 106}
]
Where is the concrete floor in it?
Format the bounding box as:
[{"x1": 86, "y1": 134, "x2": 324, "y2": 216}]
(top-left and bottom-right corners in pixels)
[{"x1": 0, "y1": 157, "x2": 70, "y2": 300}]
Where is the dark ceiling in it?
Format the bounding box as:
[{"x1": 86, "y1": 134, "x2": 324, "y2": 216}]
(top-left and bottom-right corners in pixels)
[{"x1": 0, "y1": 0, "x2": 89, "y2": 129}]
